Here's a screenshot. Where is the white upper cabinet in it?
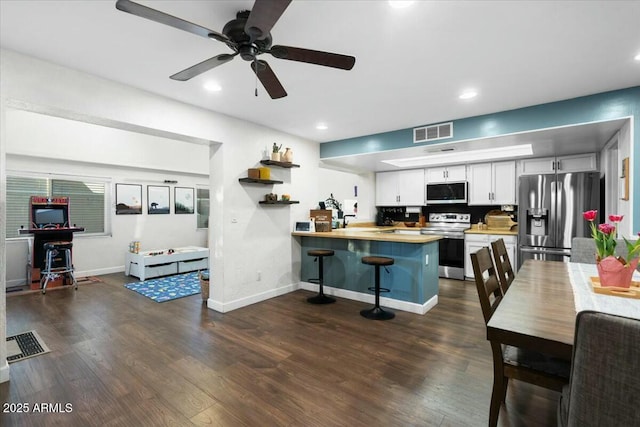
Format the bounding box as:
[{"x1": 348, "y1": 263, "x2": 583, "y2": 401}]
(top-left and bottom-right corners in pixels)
[
  {"x1": 468, "y1": 161, "x2": 516, "y2": 205},
  {"x1": 375, "y1": 169, "x2": 425, "y2": 206},
  {"x1": 519, "y1": 153, "x2": 598, "y2": 175},
  {"x1": 426, "y1": 165, "x2": 466, "y2": 183},
  {"x1": 376, "y1": 171, "x2": 400, "y2": 206}
]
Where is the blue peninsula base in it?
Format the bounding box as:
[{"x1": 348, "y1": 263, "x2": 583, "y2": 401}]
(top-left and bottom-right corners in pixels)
[{"x1": 296, "y1": 236, "x2": 440, "y2": 315}]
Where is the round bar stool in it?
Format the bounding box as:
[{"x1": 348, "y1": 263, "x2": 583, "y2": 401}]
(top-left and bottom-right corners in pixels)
[
  {"x1": 41, "y1": 241, "x2": 78, "y2": 294},
  {"x1": 307, "y1": 249, "x2": 336, "y2": 304},
  {"x1": 360, "y1": 256, "x2": 395, "y2": 320}
]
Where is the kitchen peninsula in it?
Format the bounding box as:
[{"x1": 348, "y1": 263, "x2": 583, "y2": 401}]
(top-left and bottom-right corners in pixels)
[{"x1": 292, "y1": 227, "x2": 441, "y2": 315}]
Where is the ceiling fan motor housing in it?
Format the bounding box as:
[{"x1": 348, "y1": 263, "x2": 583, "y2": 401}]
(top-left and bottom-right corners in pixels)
[{"x1": 223, "y1": 10, "x2": 272, "y2": 61}]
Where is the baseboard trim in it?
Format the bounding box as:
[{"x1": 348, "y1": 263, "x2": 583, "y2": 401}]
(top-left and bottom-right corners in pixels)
[
  {"x1": 6, "y1": 278, "x2": 26, "y2": 288},
  {"x1": 298, "y1": 281, "x2": 437, "y2": 315},
  {"x1": 77, "y1": 266, "x2": 124, "y2": 277},
  {"x1": 6, "y1": 266, "x2": 124, "y2": 289},
  {"x1": 207, "y1": 283, "x2": 298, "y2": 313}
]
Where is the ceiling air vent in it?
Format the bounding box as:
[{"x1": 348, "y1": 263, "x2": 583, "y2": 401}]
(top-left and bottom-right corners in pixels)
[{"x1": 413, "y1": 122, "x2": 453, "y2": 143}]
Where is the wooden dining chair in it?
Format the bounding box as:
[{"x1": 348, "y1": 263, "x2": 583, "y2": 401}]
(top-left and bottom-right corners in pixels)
[
  {"x1": 491, "y1": 238, "x2": 515, "y2": 293},
  {"x1": 470, "y1": 247, "x2": 570, "y2": 427}
]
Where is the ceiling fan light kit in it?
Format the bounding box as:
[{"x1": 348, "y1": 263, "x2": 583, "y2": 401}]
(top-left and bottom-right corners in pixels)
[{"x1": 115, "y1": 0, "x2": 356, "y2": 99}]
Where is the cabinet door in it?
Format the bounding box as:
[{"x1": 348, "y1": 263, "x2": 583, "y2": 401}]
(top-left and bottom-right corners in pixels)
[
  {"x1": 446, "y1": 165, "x2": 467, "y2": 182},
  {"x1": 467, "y1": 163, "x2": 493, "y2": 205},
  {"x1": 518, "y1": 156, "x2": 555, "y2": 175},
  {"x1": 375, "y1": 171, "x2": 399, "y2": 206},
  {"x1": 557, "y1": 153, "x2": 597, "y2": 172},
  {"x1": 426, "y1": 167, "x2": 447, "y2": 183},
  {"x1": 506, "y1": 243, "x2": 517, "y2": 273},
  {"x1": 488, "y1": 234, "x2": 518, "y2": 273},
  {"x1": 397, "y1": 169, "x2": 425, "y2": 205},
  {"x1": 465, "y1": 241, "x2": 487, "y2": 279},
  {"x1": 492, "y1": 161, "x2": 516, "y2": 205}
]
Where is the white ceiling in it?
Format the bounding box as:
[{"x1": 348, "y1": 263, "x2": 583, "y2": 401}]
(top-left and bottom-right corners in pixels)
[{"x1": 1, "y1": 0, "x2": 639, "y2": 168}]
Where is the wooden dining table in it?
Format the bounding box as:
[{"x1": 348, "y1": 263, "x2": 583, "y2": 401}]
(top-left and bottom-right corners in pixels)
[{"x1": 487, "y1": 259, "x2": 576, "y2": 361}]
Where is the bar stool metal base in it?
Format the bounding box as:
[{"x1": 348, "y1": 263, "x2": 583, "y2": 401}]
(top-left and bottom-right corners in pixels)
[
  {"x1": 307, "y1": 249, "x2": 336, "y2": 305},
  {"x1": 307, "y1": 294, "x2": 336, "y2": 304},
  {"x1": 360, "y1": 256, "x2": 395, "y2": 320},
  {"x1": 360, "y1": 306, "x2": 395, "y2": 320},
  {"x1": 41, "y1": 241, "x2": 77, "y2": 294}
]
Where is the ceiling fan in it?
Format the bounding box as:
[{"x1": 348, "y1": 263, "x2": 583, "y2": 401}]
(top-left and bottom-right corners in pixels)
[{"x1": 115, "y1": 0, "x2": 356, "y2": 99}]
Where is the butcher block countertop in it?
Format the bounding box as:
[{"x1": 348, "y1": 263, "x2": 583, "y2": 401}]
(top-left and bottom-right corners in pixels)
[{"x1": 291, "y1": 227, "x2": 442, "y2": 244}]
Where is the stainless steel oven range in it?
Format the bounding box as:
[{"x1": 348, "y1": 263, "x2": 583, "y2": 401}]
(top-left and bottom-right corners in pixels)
[{"x1": 420, "y1": 213, "x2": 470, "y2": 280}]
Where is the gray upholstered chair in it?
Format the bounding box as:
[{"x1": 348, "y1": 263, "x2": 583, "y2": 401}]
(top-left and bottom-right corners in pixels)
[
  {"x1": 558, "y1": 310, "x2": 640, "y2": 427},
  {"x1": 571, "y1": 237, "x2": 640, "y2": 270}
]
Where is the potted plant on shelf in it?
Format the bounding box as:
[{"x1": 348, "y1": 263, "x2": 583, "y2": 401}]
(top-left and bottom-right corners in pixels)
[
  {"x1": 325, "y1": 193, "x2": 343, "y2": 219},
  {"x1": 583, "y1": 210, "x2": 640, "y2": 287},
  {"x1": 271, "y1": 143, "x2": 282, "y2": 161}
]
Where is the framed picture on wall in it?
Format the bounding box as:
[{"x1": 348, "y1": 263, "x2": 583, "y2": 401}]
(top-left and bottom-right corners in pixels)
[
  {"x1": 147, "y1": 185, "x2": 170, "y2": 214},
  {"x1": 175, "y1": 187, "x2": 194, "y2": 214},
  {"x1": 115, "y1": 183, "x2": 142, "y2": 215}
]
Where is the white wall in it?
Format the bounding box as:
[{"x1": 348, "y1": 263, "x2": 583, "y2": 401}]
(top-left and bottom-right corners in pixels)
[
  {"x1": 0, "y1": 48, "x2": 327, "y2": 382},
  {"x1": 318, "y1": 167, "x2": 376, "y2": 222},
  {"x1": 0, "y1": 80, "x2": 8, "y2": 383},
  {"x1": 6, "y1": 109, "x2": 210, "y2": 175}
]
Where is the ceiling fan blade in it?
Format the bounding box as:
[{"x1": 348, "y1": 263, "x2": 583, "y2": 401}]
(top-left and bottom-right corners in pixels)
[
  {"x1": 251, "y1": 60, "x2": 287, "y2": 99},
  {"x1": 245, "y1": 0, "x2": 292, "y2": 41},
  {"x1": 115, "y1": 0, "x2": 231, "y2": 44},
  {"x1": 170, "y1": 53, "x2": 237, "y2": 81},
  {"x1": 269, "y1": 45, "x2": 355, "y2": 70}
]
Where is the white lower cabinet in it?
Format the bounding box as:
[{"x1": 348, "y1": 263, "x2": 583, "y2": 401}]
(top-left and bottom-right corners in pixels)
[{"x1": 464, "y1": 234, "x2": 517, "y2": 280}]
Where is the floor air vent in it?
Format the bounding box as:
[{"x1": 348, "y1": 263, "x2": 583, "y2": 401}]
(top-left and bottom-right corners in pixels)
[{"x1": 413, "y1": 122, "x2": 453, "y2": 143}]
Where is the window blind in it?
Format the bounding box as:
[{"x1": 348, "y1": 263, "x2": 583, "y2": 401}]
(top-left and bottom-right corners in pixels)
[
  {"x1": 52, "y1": 179, "x2": 105, "y2": 233},
  {"x1": 6, "y1": 175, "x2": 106, "y2": 238}
]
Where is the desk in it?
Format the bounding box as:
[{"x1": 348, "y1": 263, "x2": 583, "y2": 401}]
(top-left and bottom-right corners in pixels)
[{"x1": 487, "y1": 260, "x2": 576, "y2": 360}]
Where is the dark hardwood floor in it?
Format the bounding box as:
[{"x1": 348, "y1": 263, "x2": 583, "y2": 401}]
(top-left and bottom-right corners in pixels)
[{"x1": 1, "y1": 275, "x2": 559, "y2": 426}]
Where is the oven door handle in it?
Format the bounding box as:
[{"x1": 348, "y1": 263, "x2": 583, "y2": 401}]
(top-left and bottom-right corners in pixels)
[{"x1": 422, "y1": 231, "x2": 465, "y2": 239}]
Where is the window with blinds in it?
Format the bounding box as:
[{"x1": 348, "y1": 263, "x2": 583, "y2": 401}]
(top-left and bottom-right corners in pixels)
[
  {"x1": 6, "y1": 175, "x2": 107, "y2": 238},
  {"x1": 197, "y1": 187, "x2": 209, "y2": 229}
]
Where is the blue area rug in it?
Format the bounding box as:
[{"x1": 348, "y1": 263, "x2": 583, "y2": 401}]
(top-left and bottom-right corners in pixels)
[{"x1": 124, "y1": 271, "x2": 205, "y2": 302}]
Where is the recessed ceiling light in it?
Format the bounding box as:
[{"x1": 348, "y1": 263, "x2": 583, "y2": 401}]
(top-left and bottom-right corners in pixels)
[
  {"x1": 459, "y1": 90, "x2": 478, "y2": 100},
  {"x1": 316, "y1": 123, "x2": 328, "y2": 130},
  {"x1": 203, "y1": 81, "x2": 222, "y2": 92},
  {"x1": 388, "y1": 1, "x2": 415, "y2": 9},
  {"x1": 634, "y1": 53, "x2": 640, "y2": 61}
]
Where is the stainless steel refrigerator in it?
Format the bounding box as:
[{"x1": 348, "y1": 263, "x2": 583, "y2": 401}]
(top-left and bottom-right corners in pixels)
[{"x1": 518, "y1": 172, "x2": 600, "y2": 268}]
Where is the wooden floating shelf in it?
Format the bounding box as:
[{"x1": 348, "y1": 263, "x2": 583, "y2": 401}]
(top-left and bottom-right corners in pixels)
[
  {"x1": 259, "y1": 201, "x2": 300, "y2": 205},
  {"x1": 260, "y1": 160, "x2": 300, "y2": 168},
  {"x1": 239, "y1": 177, "x2": 284, "y2": 185}
]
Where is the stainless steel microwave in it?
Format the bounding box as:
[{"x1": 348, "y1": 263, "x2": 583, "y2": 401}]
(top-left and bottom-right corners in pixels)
[{"x1": 426, "y1": 182, "x2": 467, "y2": 204}]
